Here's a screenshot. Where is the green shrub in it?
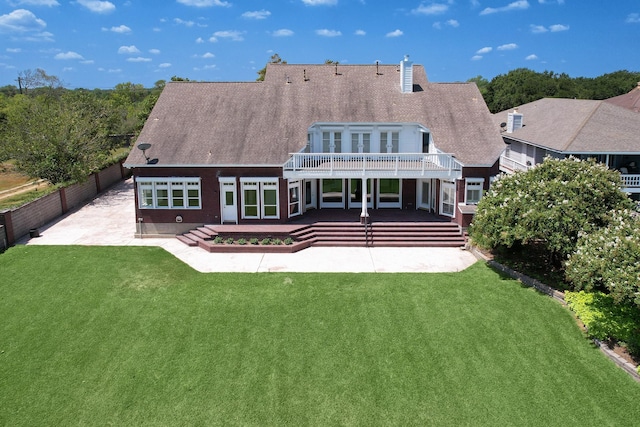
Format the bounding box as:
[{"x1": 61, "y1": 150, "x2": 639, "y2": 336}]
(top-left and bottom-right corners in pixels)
[
  {"x1": 250, "y1": 238, "x2": 259, "y2": 245},
  {"x1": 237, "y1": 238, "x2": 247, "y2": 245},
  {"x1": 260, "y1": 238, "x2": 271, "y2": 245},
  {"x1": 565, "y1": 290, "x2": 640, "y2": 356},
  {"x1": 225, "y1": 237, "x2": 234, "y2": 245},
  {"x1": 284, "y1": 237, "x2": 294, "y2": 245},
  {"x1": 272, "y1": 238, "x2": 282, "y2": 245},
  {"x1": 213, "y1": 236, "x2": 223, "y2": 244}
]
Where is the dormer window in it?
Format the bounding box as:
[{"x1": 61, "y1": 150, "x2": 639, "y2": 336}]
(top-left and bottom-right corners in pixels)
[
  {"x1": 322, "y1": 131, "x2": 342, "y2": 153},
  {"x1": 380, "y1": 131, "x2": 399, "y2": 153}
]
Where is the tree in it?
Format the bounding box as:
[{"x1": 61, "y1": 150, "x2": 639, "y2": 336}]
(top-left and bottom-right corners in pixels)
[
  {"x1": 469, "y1": 157, "x2": 634, "y2": 265},
  {"x1": 17, "y1": 68, "x2": 63, "y2": 96},
  {"x1": 1, "y1": 91, "x2": 115, "y2": 184},
  {"x1": 256, "y1": 53, "x2": 286, "y2": 81},
  {"x1": 467, "y1": 75, "x2": 489, "y2": 98},
  {"x1": 565, "y1": 209, "x2": 640, "y2": 307}
]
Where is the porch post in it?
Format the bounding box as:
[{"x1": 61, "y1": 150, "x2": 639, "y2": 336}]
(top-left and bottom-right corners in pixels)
[{"x1": 360, "y1": 177, "x2": 369, "y2": 223}]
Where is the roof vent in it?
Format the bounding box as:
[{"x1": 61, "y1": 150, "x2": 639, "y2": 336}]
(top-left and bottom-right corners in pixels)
[
  {"x1": 506, "y1": 109, "x2": 523, "y2": 133},
  {"x1": 400, "y1": 55, "x2": 413, "y2": 93}
]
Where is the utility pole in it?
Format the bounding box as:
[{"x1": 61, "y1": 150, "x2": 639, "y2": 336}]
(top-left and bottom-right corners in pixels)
[{"x1": 17, "y1": 76, "x2": 23, "y2": 94}]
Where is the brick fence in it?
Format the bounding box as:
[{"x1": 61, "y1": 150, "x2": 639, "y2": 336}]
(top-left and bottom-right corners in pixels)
[{"x1": 0, "y1": 160, "x2": 129, "y2": 247}]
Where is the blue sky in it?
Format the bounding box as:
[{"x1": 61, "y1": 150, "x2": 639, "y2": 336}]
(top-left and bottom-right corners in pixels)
[{"x1": 1, "y1": 0, "x2": 639, "y2": 89}]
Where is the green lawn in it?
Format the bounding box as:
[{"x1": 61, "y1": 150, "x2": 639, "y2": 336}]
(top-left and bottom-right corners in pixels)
[{"x1": 1, "y1": 246, "x2": 639, "y2": 426}]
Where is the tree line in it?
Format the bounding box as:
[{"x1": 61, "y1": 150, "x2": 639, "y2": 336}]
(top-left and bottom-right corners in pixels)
[{"x1": 468, "y1": 68, "x2": 640, "y2": 113}]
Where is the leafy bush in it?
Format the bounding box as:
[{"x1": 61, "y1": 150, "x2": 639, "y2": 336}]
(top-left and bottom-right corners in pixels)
[
  {"x1": 284, "y1": 237, "x2": 294, "y2": 245},
  {"x1": 565, "y1": 290, "x2": 640, "y2": 356},
  {"x1": 213, "y1": 236, "x2": 223, "y2": 244},
  {"x1": 250, "y1": 238, "x2": 259, "y2": 245},
  {"x1": 470, "y1": 157, "x2": 633, "y2": 265},
  {"x1": 272, "y1": 238, "x2": 282, "y2": 245},
  {"x1": 566, "y1": 210, "x2": 640, "y2": 307},
  {"x1": 237, "y1": 238, "x2": 247, "y2": 245},
  {"x1": 260, "y1": 238, "x2": 271, "y2": 246},
  {"x1": 225, "y1": 237, "x2": 234, "y2": 245}
]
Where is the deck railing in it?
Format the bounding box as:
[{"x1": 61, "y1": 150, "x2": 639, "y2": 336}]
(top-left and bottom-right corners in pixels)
[
  {"x1": 283, "y1": 152, "x2": 463, "y2": 179},
  {"x1": 499, "y1": 154, "x2": 531, "y2": 173},
  {"x1": 621, "y1": 174, "x2": 640, "y2": 190}
]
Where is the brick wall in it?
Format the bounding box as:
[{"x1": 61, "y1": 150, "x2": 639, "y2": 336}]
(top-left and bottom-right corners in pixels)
[{"x1": 0, "y1": 160, "x2": 127, "y2": 246}]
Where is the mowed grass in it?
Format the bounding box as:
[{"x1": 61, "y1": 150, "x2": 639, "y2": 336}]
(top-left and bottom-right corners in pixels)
[{"x1": 1, "y1": 246, "x2": 639, "y2": 426}]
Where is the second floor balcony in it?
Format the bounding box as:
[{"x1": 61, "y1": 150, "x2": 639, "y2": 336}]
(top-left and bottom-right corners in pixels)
[{"x1": 283, "y1": 152, "x2": 463, "y2": 180}]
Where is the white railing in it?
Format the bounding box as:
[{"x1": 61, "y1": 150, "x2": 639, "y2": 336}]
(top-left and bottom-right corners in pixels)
[
  {"x1": 283, "y1": 152, "x2": 463, "y2": 179},
  {"x1": 500, "y1": 154, "x2": 531, "y2": 173},
  {"x1": 621, "y1": 174, "x2": 640, "y2": 190}
]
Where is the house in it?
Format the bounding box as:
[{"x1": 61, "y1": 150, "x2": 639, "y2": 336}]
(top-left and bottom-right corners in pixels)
[
  {"x1": 605, "y1": 82, "x2": 640, "y2": 113},
  {"x1": 495, "y1": 97, "x2": 640, "y2": 198},
  {"x1": 124, "y1": 57, "x2": 505, "y2": 237}
]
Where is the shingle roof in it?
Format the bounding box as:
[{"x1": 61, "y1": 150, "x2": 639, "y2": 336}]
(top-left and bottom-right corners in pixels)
[
  {"x1": 493, "y1": 98, "x2": 640, "y2": 153},
  {"x1": 605, "y1": 84, "x2": 640, "y2": 113},
  {"x1": 126, "y1": 63, "x2": 505, "y2": 167}
]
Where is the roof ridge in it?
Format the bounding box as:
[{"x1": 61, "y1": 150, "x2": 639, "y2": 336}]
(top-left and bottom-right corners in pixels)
[{"x1": 561, "y1": 100, "x2": 603, "y2": 151}]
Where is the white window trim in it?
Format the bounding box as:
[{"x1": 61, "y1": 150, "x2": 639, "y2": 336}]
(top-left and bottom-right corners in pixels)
[
  {"x1": 464, "y1": 178, "x2": 485, "y2": 205},
  {"x1": 440, "y1": 180, "x2": 456, "y2": 218},
  {"x1": 240, "y1": 178, "x2": 280, "y2": 220},
  {"x1": 137, "y1": 177, "x2": 201, "y2": 209},
  {"x1": 288, "y1": 180, "x2": 302, "y2": 218}
]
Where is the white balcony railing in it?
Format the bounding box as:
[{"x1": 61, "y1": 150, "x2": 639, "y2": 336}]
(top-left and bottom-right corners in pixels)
[
  {"x1": 621, "y1": 174, "x2": 640, "y2": 191},
  {"x1": 283, "y1": 152, "x2": 463, "y2": 179},
  {"x1": 500, "y1": 154, "x2": 531, "y2": 174}
]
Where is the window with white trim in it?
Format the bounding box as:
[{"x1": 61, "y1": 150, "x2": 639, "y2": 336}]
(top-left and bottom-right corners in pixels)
[
  {"x1": 465, "y1": 178, "x2": 484, "y2": 205},
  {"x1": 322, "y1": 131, "x2": 342, "y2": 153},
  {"x1": 240, "y1": 178, "x2": 280, "y2": 219},
  {"x1": 351, "y1": 132, "x2": 371, "y2": 153},
  {"x1": 380, "y1": 131, "x2": 399, "y2": 153},
  {"x1": 137, "y1": 177, "x2": 201, "y2": 209}
]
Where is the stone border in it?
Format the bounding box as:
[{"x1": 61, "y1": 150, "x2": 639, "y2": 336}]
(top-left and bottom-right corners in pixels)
[{"x1": 469, "y1": 245, "x2": 640, "y2": 382}]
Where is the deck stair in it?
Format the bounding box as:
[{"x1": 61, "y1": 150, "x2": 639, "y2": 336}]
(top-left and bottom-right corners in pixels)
[{"x1": 177, "y1": 220, "x2": 465, "y2": 249}]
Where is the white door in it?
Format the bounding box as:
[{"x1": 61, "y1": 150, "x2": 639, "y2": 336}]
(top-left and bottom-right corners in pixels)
[
  {"x1": 440, "y1": 180, "x2": 456, "y2": 217},
  {"x1": 220, "y1": 180, "x2": 237, "y2": 224},
  {"x1": 417, "y1": 179, "x2": 431, "y2": 210}
]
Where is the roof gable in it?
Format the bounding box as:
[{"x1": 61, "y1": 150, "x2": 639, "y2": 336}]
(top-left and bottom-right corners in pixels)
[{"x1": 126, "y1": 62, "x2": 504, "y2": 167}]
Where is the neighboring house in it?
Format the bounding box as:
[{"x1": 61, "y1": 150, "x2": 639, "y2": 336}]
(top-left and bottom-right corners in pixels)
[
  {"x1": 495, "y1": 97, "x2": 640, "y2": 198},
  {"x1": 605, "y1": 82, "x2": 640, "y2": 113},
  {"x1": 124, "y1": 57, "x2": 505, "y2": 236}
]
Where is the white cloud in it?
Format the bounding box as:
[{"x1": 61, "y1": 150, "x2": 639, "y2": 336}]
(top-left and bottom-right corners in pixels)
[
  {"x1": 195, "y1": 37, "x2": 204, "y2": 43},
  {"x1": 80, "y1": 59, "x2": 94, "y2": 64},
  {"x1": 386, "y1": 29, "x2": 403, "y2": 37},
  {"x1": 55, "y1": 51, "x2": 83, "y2": 60},
  {"x1": 209, "y1": 30, "x2": 244, "y2": 41},
  {"x1": 525, "y1": 54, "x2": 538, "y2": 60},
  {"x1": 355, "y1": 29, "x2": 366, "y2": 36},
  {"x1": 272, "y1": 28, "x2": 294, "y2": 37},
  {"x1": 174, "y1": 18, "x2": 194, "y2": 27},
  {"x1": 127, "y1": 57, "x2": 152, "y2": 62},
  {"x1": 480, "y1": 0, "x2": 529, "y2": 15},
  {"x1": 0, "y1": 9, "x2": 46, "y2": 33},
  {"x1": 149, "y1": 48, "x2": 161, "y2": 54},
  {"x1": 202, "y1": 52, "x2": 215, "y2": 58},
  {"x1": 177, "y1": 0, "x2": 230, "y2": 7},
  {"x1": 433, "y1": 22, "x2": 442, "y2": 29},
  {"x1": 118, "y1": 45, "x2": 140, "y2": 54},
  {"x1": 446, "y1": 19, "x2": 459, "y2": 28},
  {"x1": 626, "y1": 13, "x2": 640, "y2": 23},
  {"x1": 76, "y1": 0, "x2": 116, "y2": 14},
  {"x1": 471, "y1": 55, "x2": 483, "y2": 61},
  {"x1": 7, "y1": 47, "x2": 22, "y2": 52},
  {"x1": 10, "y1": 0, "x2": 59, "y2": 6},
  {"x1": 242, "y1": 10, "x2": 271, "y2": 19},
  {"x1": 476, "y1": 46, "x2": 492, "y2": 54},
  {"x1": 103, "y1": 24, "x2": 131, "y2": 33},
  {"x1": 531, "y1": 24, "x2": 547, "y2": 33},
  {"x1": 538, "y1": 0, "x2": 564, "y2": 4},
  {"x1": 412, "y1": 3, "x2": 449, "y2": 15},
  {"x1": 497, "y1": 43, "x2": 518, "y2": 50},
  {"x1": 315, "y1": 29, "x2": 341, "y2": 37},
  {"x1": 302, "y1": 0, "x2": 337, "y2": 5},
  {"x1": 549, "y1": 24, "x2": 569, "y2": 32},
  {"x1": 159, "y1": 62, "x2": 172, "y2": 68}
]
